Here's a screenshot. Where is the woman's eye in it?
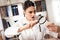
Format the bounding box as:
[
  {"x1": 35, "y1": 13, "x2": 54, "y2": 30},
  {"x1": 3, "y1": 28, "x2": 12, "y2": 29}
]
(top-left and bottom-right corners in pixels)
[
  {"x1": 29, "y1": 10, "x2": 36, "y2": 14},
  {"x1": 29, "y1": 11, "x2": 32, "y2": 13}
]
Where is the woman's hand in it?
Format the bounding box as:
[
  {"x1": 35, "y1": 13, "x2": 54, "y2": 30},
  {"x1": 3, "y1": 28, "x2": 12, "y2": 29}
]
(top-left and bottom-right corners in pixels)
[
  {"x1": 29, "y1": 20, "x2": 38, "y2": 28},
  {"x1": 18, "y1": 20, "x2": 38, "y2": 32},
  {"x1": 46, "y1": 22, "x2": 57, "y2": 32}
]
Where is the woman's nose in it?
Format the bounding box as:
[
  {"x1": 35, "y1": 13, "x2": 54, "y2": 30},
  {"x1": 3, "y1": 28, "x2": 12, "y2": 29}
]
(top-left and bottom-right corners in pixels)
[{"x1": 32, "y1": 13, "x2": 35, "y2": 16}]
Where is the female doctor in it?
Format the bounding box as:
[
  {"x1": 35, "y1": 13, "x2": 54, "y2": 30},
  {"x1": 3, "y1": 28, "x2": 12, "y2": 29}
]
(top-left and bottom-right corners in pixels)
[
  {"x1": 17, "y1": 0, "x2": 46, "y2": 40},
  {"x1": 17, "y1": 0, "x2": 58, "y2": 40},
  {"x1": 5, "y1": 0, "x2": 60, "y2": 40}
]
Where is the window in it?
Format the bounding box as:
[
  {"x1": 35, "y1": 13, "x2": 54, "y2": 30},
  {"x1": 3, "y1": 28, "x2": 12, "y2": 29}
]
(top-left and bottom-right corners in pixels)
[
  {"x1": 35, "y1": 1, "x2": 42, "y2": 12},
  {"x1": 35, "y1": 0, "x2": 46, "y2": 12},
  {"x1": 6, "y1": 6, "x2": 9, "y2": 17},
  {"x1": 11, "y1": 5, "x2": 19, "y2": 16}
]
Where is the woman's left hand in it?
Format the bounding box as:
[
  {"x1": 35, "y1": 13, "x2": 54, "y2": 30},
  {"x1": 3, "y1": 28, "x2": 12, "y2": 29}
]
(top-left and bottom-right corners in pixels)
[{"x1": 46, "y1": 22, "x2": 57, "y2": 32}]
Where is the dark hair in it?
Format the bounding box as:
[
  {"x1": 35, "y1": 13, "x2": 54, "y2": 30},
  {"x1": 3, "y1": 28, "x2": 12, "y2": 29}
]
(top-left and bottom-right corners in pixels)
[{"x1": 23, "y1": 0, "x2": 35, "y2": 10}]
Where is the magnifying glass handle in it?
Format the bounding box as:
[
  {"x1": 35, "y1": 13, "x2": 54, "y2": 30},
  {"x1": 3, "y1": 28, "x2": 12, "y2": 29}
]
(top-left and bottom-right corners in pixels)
[{"x1": 39, "y1": 24, "x2": 41, "y2": 32}]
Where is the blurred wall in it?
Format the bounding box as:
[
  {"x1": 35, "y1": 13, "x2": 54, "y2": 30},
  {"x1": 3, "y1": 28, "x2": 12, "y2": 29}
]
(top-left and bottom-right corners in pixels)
[{"x1": 46, "y1": 0, "x2": 60, "y2": 26}]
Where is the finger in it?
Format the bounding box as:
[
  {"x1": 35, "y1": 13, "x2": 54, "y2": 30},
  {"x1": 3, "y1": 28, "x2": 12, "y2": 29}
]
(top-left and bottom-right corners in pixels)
[{"x1": 46, "y1": 22, "x2": 54, "y2": 27}]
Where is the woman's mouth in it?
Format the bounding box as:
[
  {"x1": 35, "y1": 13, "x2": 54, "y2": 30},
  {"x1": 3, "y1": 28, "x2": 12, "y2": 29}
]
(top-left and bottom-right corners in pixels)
[
  {"x1": 31, "y1": 16, "x2": 35, "y2": 20},
  {"x1": 32, "y1": 16, "x2": 34, "y2": 18}
]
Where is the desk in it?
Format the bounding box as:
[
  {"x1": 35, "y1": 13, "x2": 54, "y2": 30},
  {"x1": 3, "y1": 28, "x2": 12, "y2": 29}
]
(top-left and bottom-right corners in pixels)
[
  {"x1": 0, "y1": 36, "x2": 3, "y2": 40},
  {"x1": 44, "y1": 38, "x2": 60, "y2": 40},
  {"x1": 43, "y1": 34, "x2": 60, "y2": 40}
]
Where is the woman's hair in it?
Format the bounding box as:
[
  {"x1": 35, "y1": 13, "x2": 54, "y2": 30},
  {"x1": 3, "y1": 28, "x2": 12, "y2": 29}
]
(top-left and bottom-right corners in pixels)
[{"x1": 23, "y1": 0, "x2": 35, "y2": 10}]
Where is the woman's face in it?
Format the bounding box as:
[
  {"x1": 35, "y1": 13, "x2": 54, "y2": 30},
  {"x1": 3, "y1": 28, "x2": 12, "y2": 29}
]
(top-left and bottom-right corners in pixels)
[{"x1": 24, "y1": 6, "x2": 36, "y2": 21}]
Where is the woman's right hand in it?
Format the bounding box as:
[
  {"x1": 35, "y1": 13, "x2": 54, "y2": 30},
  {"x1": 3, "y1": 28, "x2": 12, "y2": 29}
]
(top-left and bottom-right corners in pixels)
[
  {"x1": 29, "y1": 20, "x2": 38, "y2": 28},
  {"x1": 18, "y1": 20, "x2": 38, "y2": 32},
  {"x1": 21, "y1": 20, "x2": 38, "y2": 30}
]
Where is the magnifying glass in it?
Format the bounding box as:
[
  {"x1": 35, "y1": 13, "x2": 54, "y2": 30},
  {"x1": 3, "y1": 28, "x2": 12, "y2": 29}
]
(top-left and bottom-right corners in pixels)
[
  {"x1": 38, "y1": 14, "x2": 47, "y2": 32},
  {"x1": 38, "y1": 14, "x2": 46, "y2": 25}
]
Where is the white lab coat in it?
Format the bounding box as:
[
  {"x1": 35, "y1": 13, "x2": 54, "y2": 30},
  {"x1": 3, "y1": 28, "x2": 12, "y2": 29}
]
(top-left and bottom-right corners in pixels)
[
  {"x1": 17, "y1": 17, "x2": 58, "y2": 40},
  {"x1": 16, "y1": 17, "x2": 46, "y2": 40}
]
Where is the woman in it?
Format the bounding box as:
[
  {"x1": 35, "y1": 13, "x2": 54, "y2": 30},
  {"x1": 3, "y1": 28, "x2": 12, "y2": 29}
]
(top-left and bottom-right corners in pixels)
[
  {"x1": 17, "y1": 1, "x2": 43, "y2": 40},
  {"x1": 17, "y1": 0, "x2": 60, "y2": 40}
]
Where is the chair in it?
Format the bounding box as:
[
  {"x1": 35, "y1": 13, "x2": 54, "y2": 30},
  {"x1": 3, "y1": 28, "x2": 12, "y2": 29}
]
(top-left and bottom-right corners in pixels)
[{"x1": 3, "y1": 16, "x2": 20, "y2": 40}]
